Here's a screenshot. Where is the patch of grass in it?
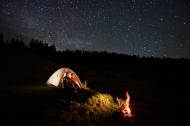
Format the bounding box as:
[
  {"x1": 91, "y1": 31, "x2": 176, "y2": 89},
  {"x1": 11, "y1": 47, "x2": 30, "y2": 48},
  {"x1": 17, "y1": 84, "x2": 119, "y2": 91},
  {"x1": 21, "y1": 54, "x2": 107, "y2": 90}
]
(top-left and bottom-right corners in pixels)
[{"x1": 57, "y1": 89, "x2": 119, "y2": 125}]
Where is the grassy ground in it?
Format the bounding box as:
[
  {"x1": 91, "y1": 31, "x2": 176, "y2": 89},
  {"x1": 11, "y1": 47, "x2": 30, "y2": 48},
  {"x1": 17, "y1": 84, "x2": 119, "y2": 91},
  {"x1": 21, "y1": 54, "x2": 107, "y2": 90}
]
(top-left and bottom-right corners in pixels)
[
  {"x1": 0, "y1": 48, "x2": 189, "y2": 126},
  {"x1": 0, "y1": 83, "x2": 59, "y2": 125},
  {"x1": 0, "y1": 81, "x2": 181, "y2": 126},
  {"x1": 0, "y1": 83, "x2": 131, "y2": 126}
]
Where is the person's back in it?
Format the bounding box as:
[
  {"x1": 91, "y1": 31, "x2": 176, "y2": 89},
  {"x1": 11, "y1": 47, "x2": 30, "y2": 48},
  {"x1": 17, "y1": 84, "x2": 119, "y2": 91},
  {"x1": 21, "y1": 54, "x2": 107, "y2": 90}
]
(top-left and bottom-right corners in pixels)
[{"x1": 63, "y1": 72, "x2": 71, "y2": 89}]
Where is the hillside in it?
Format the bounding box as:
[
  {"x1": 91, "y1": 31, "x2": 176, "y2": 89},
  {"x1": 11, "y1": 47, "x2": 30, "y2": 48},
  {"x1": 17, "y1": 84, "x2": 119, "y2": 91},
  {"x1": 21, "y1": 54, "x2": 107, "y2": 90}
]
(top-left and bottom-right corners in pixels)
[
  {"x1": 0, "y1": 45, "x2": 190, "y2": 126},
  {"x1": 0, "y1": 47, "x2": 58, "y2": 84}
]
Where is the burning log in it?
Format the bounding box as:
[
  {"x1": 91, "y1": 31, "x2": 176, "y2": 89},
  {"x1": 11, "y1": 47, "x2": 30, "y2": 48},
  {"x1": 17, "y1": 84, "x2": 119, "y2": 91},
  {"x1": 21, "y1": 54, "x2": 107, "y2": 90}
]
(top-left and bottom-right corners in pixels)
[
  {"x1": 116, "y1": 91, "x2": 132, "y2": 117},
  {"x1": 111, "y1": 91, "x2": 134, "y2": 125}
]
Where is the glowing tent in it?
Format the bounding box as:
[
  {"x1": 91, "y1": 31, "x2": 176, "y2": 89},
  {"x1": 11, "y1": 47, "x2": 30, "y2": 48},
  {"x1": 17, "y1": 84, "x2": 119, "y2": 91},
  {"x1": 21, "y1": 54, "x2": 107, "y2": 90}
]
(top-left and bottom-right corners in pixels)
[{"x1": 47, "y1": 68, "x2": 82, "y2": 88}]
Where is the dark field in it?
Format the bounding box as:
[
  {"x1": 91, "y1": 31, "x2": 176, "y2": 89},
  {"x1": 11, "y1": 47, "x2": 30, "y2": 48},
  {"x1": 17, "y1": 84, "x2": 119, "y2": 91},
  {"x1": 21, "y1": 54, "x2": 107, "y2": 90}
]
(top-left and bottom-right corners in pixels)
[{"x1": 0, "y1": 45, "x2": 189, "y2": 126}]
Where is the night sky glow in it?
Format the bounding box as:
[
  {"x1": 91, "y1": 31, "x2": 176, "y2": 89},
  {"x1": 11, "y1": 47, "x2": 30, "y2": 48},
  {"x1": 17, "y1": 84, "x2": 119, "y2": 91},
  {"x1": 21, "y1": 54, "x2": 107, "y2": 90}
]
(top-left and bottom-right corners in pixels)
[{"x1": 0, "y1": 0, "x2": 190, "y2": 58}]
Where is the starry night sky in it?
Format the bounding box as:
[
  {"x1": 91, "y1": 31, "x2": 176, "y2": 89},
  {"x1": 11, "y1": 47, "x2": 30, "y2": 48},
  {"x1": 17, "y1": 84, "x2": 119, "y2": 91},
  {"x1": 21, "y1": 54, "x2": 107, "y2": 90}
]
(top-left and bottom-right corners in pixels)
[{"x1": 0, "y1": 0, "x2": 190, "y2": 58}]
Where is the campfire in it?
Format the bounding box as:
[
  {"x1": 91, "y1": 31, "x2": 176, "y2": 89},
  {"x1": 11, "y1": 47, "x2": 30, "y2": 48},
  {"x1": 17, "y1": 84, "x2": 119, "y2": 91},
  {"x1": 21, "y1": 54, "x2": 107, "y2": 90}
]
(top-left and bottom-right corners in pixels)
[{"x1": 116, "y1": 91, "x2": 132, "y2": 117}]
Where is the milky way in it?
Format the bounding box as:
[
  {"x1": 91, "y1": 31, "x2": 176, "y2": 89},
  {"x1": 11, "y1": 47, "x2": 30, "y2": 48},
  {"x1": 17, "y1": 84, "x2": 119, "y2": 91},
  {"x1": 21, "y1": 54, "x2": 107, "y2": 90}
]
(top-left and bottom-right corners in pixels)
[{"x1": 0, "y1": 0, "x2": 190, "y2": 58}]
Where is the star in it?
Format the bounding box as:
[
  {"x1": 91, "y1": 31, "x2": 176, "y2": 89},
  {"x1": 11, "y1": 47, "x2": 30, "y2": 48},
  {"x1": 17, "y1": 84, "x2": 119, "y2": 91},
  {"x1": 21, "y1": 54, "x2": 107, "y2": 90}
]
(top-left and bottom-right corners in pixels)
[{"x1": 0, "y1": 0, "x2": 190, "y2": 58}]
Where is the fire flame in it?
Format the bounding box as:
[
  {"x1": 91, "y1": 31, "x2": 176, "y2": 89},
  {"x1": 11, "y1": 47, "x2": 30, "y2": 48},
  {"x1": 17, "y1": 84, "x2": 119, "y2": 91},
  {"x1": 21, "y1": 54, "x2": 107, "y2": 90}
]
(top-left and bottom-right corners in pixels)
[
  {"x1": 124, "y1": 91, "x2": 132, "y2": 117},
  {"x1": 116, "y1": 91, "x2": 132, "y2": 117}
]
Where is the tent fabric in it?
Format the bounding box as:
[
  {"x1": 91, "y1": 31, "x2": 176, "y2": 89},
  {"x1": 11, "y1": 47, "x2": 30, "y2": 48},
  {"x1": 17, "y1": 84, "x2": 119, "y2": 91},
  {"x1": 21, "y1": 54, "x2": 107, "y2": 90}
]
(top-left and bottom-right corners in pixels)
[{"x1": 47, "y1": 68, "x2": 81, "y2": 87}]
